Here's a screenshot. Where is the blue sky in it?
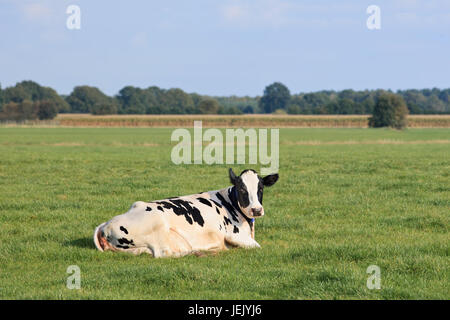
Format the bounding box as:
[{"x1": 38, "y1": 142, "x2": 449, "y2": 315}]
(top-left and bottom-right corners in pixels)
[{"x1": 1, "y1": 0, "x2": 449, "y2": 96}]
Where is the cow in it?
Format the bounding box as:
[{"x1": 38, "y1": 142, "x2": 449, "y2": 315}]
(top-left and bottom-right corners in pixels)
[{"x1": 93, "y1": 168, "x2": 279, "y2": 258}]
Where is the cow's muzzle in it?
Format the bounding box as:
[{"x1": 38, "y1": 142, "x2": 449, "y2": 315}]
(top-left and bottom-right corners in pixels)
[{"x1": 251, "y1": 207, "x2": 263, "y2": 217}]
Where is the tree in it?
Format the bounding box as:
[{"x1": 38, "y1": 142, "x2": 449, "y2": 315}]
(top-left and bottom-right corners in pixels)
[
  {"x1": 242, "y1": 105, "x2": 254, "y2": 114},
  {"x1": 369, "y1": 93, "x2": 409, "y2": 129},
  {"x1": 162, "y1": 88, "x2": 195, "y2": 114},
  {"x1": 36, "y1": 86, "x2": 70, "y2": 113},
  {"x1": 3, "y1": 85, "x2": 29, "y2": 103},
  {"x1": 198, "y1": 98, "x2": 220, "y2": 114},
  {"x1": 91, "y1": 102, "x2": 118, "y2": 115},
  {"x1": 144, "y1": 86, "x2": 164, "y2": 114},
  {"x1": 190, "y1": 93, "x2": 203, "y2": 111},
  {"x1": 259, "y1": 82, "x2": 291, "y2": 113},
  {"x1": 0, "y1": 99, "x2": 59, "y2": 121},
  {"x1": 338, "y1": 98, "x2": 355, "y2": 114},
  {"x1": 2, "y1": 81, "x2": 69, "y2": 113},
  {"x1": 116, "y1": 86, "x2": 147, "y2": 114},
  {"x1": 426, "y1": 95, "x2": 445, "y2": 113},
  {"x1": 360, "y1": 94, "x2": 375, "y2": 114},
  {"x1": 338, "y1": 89, "x2": 356, "y2": 101},
  {"x1": 66, "y1": 86, "x2": 111, "y2": 113},
  {"x1": 399, "y1": 89, "x2": 427, "y2": 114},
  {"x1": 287, "y1": 104, "x2": 301, "y2": 114},
  {"x1": 218, "y1": 105, "x2": 243, "y2": 114},
  {"x1": 0, "y1": 100, "x2": 38, "y2": 121},
  {"x1": 302, "y1": 92, "x2": 332, "y2": 113},
  {"x1": 35, "y1": 100, "x2": 58, "y2": 120},
  {"x1": 0, "y1": 102, "x2": 20, "y2": 121},
  {"x1": 116, "y1": 86, "x2": 197, "y2": 114}
]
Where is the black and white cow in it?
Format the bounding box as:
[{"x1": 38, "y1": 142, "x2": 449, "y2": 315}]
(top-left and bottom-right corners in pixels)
[{"x1": 94, "y1": 168, "x2": 279, "y2": 258}]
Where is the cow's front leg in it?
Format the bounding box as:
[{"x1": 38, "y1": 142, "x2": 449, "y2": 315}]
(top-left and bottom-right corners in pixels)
[{"x1": 225, "y1": 234, "x2": 261, "y2": 249}]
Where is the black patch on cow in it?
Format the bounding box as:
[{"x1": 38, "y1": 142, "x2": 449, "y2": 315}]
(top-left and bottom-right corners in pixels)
[
  {"x1": 146, "y1": 206, "x2": 152, "y2": 212},
  {"x1": 257, "y1": 177, "x2": 264, "y2": 204},
  {"x1": 157, "y1": 206, "x2": 164, "y2": 212},
  {"x1": 228, "y1": 187, "x2": 253, "y2": 224},
  {"x1": 119, "y1": 226, "x2": 128, "y2": 234},
  {"x1": 223, "y1": 216, "x2": 232, "y2": 225},
  {"x1": 211, "y1": 199, "x2": 223, "y2": 208},
  {"x1": 116, "y1": 245, "x2": 129, "y2": 249},
  {"x1": 118, "y1": 237, "x2": 134, "y2": 245},
  {"x1": 233, "y1": 179, "x2": 250, "y2": 209},
  {"x1": 197, "y1": 197, "x2": 212, "y2": 207},
  {"x1": 262, "y1": 173, "x2": 279, "y2": 187},
  {"x1": 155, "y1": 199, "x2": 205, "y2": 227},
  {"x1": 233, "y1": 225, "x2": 239, "y2": 234},
  {"x1": 216, "y1": 191, "x2": 240, "y2": 223}
]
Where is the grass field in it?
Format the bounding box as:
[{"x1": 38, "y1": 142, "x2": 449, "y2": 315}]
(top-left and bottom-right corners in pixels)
[{"x1": 0, "y1": 127, "x2": 449, "y2": 299}]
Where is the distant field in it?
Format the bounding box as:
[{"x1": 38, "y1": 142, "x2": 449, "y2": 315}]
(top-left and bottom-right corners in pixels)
[
  {"x1": 0, "y1": 127, "x2": 448, "y2": 299},
  {"x1": 2, "y1": 114, "x2": 450, "y2": 128}
]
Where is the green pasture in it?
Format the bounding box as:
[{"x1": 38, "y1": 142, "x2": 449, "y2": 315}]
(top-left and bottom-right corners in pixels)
[{"x1": 0, "y1": 128, "x2": 448, "y2": 299}]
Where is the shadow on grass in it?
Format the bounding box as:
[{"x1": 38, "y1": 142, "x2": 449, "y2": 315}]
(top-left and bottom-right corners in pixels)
[{"x1": 64, "y1": 237, "x2": 95, "y2": 249}]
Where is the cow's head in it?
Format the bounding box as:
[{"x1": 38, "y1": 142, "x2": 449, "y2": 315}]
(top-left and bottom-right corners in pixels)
[{"x1": 229, "y1": 168, "x2": 279, "y2": 219}]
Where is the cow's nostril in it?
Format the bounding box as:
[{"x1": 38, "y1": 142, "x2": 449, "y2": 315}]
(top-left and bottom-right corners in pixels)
[{"x1": 251, "y1": 208, "x2": 263, "y2": 216}]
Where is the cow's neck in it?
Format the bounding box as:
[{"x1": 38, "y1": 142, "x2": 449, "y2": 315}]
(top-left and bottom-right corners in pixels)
[{"x1": 228, "y1": 186, "x2": 255, "y2": 239}]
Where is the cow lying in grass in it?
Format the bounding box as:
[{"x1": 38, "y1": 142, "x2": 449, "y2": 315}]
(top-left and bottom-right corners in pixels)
[{"x1": 94, "y1": 168, "x2": 279, "y2": 258}]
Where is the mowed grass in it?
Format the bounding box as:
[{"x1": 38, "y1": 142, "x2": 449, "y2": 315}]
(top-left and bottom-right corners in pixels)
[{"x1": 0, "y1": 127, "x2": 448, "y2": 299}]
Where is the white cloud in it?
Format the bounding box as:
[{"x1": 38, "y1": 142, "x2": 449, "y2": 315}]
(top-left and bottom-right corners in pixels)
[
  {"x1": 21, "y1": 3, "x2": 53, "y2": 22},
  {"x1": 13, "y1": 1, "x2": 69, "y2": 43},
  {"x1": 222, "y1": 4, "x2": 247, "y2": 21}
]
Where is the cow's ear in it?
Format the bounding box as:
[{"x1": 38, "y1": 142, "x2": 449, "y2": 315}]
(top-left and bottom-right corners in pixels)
[
  {"x1": 229, "y1": 168, "x2": 237, "y2": 185},
  {"x1": 263, "y1": 173, "x2": 279, "y2": 187}
]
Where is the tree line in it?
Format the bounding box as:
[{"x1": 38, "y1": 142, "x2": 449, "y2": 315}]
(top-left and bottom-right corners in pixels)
[
  {"x1": 259, "y1": 82, "x2": 450, "y2": 115},
  {"x1": 0, "y1": 80, "x2": 449, "y2": 121}
]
